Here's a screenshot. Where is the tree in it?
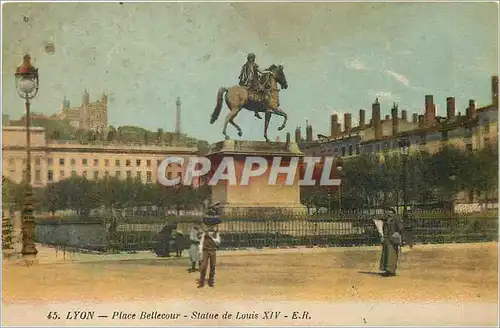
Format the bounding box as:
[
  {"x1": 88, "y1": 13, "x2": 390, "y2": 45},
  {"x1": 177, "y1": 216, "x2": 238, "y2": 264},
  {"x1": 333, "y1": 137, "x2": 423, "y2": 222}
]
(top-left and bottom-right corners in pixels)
[
  {"x1": 469, "y1": 144, "x2": 498, "y2": 202},
  {"x1": 86, "y1": 130, "x2": 97, "y2": 142},
  {"x1": 75, "y1": 129, "x2": 88, "y2": 143},
  {"x1": 2, "y1": 176, "x2": 23, "y2": 211},
  {"x1": 377, "y1": 154, "x2": 401, "y2": 207},
  {"x1": 156, "y1": 128, "x2": 164, "y2": 144},
  {"x1": 341, "y1": 154, "x2": 382, "y2": 208},
  {"x1": 107, "y1": 126, "x2": 117, "y2": 142},
  {"x1": 406, "y1": 151, "x2": 435, "y2": 206},
  {"x1": 43, "y1": 183, "x2": 62, "y2": 216},
  {"x1": 56, "y1": 176, "x2": 99, "y2": 216},
  {"x1": 197, "y1": 140, "x2": 211, "y2": 156},
  {"x1": 429, "y1": 146, "x2": 469, "y2": 205},
  {"x1": 50, "y1": 130, "x2": 60, "y2": 140}
]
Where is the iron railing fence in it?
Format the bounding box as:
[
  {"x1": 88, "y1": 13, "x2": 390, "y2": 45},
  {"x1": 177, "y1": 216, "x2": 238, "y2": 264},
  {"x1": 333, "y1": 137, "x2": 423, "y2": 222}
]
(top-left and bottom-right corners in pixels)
[{"x1": 33, "y1": 209, "x2": 497, "y2": 253}]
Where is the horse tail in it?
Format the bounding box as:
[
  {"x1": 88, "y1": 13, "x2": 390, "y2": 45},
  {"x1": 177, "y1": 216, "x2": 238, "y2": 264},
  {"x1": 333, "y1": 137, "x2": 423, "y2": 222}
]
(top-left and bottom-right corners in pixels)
[{"x1": 210, "y1": 87, "x2": 228, "y2": 124}]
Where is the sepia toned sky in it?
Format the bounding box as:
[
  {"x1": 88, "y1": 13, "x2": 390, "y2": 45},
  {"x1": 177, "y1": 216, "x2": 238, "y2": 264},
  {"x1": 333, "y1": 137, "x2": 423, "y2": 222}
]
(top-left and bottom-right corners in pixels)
[{"x1": 2, "y1": 2, "x2": 498, "y2": 142}]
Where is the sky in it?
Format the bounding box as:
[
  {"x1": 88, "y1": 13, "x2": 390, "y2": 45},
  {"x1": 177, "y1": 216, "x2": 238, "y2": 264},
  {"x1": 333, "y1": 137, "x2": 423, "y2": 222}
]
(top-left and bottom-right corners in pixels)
[{"x1": 2, "y1": 2, "x2": 498, "y2": 143}]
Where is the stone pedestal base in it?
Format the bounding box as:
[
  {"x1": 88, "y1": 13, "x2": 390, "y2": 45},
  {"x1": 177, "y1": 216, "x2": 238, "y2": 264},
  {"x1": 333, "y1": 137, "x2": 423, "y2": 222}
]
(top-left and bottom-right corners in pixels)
[
  {"x1": 206, "y1": 140, "x2": 306, "y2": 218},
  {"x1": 218, "y1": 203, "x2": 307, "y2": 217}
]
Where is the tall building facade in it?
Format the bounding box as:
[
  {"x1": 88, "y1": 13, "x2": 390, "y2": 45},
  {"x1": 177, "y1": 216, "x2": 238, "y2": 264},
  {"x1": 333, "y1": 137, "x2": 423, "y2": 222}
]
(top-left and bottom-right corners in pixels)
[
  {"x1": 2, "y1": 127, "x2": 199, "y2": 188},
  {"x1": 298, "y1": 76, "x2": 499, "y2": 159},
  {"x1": 55, "y1": 90, "x2": 108, "y2": 132}
]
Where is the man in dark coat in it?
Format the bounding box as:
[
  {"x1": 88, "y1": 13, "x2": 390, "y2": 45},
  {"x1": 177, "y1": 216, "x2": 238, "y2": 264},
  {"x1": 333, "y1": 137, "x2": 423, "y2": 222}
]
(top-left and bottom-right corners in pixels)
[{"x1": 379, "y1": 208, "x2": 404, "y2": 277}]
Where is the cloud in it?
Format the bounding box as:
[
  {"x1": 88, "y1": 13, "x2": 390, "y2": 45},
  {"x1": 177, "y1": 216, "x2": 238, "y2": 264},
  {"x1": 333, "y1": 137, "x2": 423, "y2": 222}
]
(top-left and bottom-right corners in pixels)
[
  {"x1": 384, "y1": 42, "x2": 412, "y2": 56},
  {"x1": 344, "y1": 59, "x2": 412, "y2": 89},
  {"x1": 345, "y1": 59, "x2": 367, "y2": 70},
  {"x1": 367, "y1": 90, "x2": 400, "y2": 102},
  {"x1": 385, "y1": 70, "x2": 410, "y2": 86}
]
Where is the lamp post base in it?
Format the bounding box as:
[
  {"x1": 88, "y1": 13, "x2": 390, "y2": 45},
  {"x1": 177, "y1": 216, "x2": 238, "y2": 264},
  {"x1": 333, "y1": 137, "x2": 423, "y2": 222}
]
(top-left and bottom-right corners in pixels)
[
  {"x1": 22, "y1": 253, "x2": 38, "y2": 266},
  {"x1": 21, "y1": 244, "x2": 38, "y2": 256},
  {"x1": 21, "y1": 184, "x2": 38, "y2": 257}
]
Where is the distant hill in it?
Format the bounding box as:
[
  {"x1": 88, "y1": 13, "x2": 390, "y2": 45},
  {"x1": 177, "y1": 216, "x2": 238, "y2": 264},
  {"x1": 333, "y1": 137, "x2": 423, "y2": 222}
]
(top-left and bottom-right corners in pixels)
[
  {"x1": 7, "y1": 116, "x2": 209, "y2": 149},
  {"x1": 9, "y1": 114, "x2": 78, "y2": 140}
]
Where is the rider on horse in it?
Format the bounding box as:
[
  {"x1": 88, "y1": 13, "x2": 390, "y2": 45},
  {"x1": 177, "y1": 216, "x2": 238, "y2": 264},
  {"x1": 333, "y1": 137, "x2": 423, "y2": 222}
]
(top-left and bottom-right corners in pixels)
[{"x1": 238, "y1": 53, "x2": 270, "y2": 119}]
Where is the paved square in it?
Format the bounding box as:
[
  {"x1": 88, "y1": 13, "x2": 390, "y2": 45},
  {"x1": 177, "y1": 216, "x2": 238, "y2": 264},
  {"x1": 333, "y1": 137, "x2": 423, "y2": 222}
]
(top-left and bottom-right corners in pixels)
[
  {"x1": 3, "y1": 242, "x2": 497, "y2": 302},
  {"x1": 2, "y1": 243, "x2": 498, "y2": 326}
]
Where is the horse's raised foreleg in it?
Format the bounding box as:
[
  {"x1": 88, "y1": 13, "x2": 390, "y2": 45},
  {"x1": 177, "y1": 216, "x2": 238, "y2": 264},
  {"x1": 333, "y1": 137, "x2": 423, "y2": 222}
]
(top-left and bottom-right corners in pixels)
[
  {"x1": 271, "y1": 108, "x2": 288, "y2": 131},
  {"x1": 264, "y1": 111, "x2": 272, "y2": 142}
]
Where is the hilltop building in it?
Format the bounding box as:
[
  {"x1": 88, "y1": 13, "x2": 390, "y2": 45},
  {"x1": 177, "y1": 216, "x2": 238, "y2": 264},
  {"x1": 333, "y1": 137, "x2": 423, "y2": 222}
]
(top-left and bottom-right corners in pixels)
[{"x1": 54, "y1": 90, "x2": 108, "y2": 132}]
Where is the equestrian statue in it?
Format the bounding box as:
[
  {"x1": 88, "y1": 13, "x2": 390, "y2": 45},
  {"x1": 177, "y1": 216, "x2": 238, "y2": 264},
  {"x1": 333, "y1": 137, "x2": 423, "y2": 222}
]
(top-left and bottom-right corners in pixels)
[{"x1": 210, "y1": 53, "x2": 289, "y2": 142}]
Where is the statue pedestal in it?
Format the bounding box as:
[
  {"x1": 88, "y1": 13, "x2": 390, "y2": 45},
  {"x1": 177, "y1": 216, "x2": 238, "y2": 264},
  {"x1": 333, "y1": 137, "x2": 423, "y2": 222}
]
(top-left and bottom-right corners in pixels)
[{"x1": 205, "y1": 140, "x2": 307, "y2": 217}]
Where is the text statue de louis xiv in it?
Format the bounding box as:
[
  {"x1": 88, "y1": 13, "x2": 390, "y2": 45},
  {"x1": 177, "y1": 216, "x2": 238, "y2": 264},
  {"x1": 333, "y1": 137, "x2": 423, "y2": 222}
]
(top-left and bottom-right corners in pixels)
[{"x1": 210, "y1": 53, "x2": 289, "y2": 142}]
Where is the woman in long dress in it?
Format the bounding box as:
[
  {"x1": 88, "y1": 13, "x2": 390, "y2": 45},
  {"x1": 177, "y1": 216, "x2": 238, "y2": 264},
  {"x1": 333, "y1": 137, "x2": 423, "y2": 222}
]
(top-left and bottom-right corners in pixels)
[{"x1": 380, "y1": 209, "x2": 404, "y2": 277}]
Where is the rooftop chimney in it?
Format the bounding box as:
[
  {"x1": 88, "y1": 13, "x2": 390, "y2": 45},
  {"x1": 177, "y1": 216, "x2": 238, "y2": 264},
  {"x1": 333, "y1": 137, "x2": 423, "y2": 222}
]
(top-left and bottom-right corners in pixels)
[
  {"x1": 418, "y1": 115, "x2": 425, "y2": 129},
  {"x1": 372, "y1": 98, "x2": 382, "y2": 139},
  {"x1": 286, "y1": 132, "x2": 291, "y2": 144},
  {"x1": 468, "y1": 99, "x2": 476, "y2": 119},
  {"x1": 412, "y1": 113, "x2": 418, "y2": 123},
  {"x1": 82, "y1": 89, "x2": 90, "y2": 105},
  {"x1": 385, "y1": 114, "x2": 390, "y2": 121},
  {"x1": 306, "y1": 124, "x2": 313, "y2": 142},
  {"x1": 344, "y1": 113, "x2": 352, "y2": 133},
  {"x1": 359, "y1": 109, "x2": 366, "y2": 129},
  {"x1": 62, "y1": 96, "x2": 70, "y2": 108},
  {"x1": 401, "y1": 109, "x2": 407, "y2": 121},
  {"x1": 101, "y1": 93, "x2": 107, "y2": 104},
  {"x1": 492, "y1": 75, "x2": 499, "y2": 108},
  {"x1": 391, "y1": 104, "x2": 399, "y2": 136},
  {"x1": 446, "y1": 97, "x2": 455, "y2": 119},
  {"x1": 425, "y1": 95, "x2": 436, "y2": 126},
  {"x1": 295, "y1": 127, "x2": 301, "y2": 143},
  {"x1": 330, "y1": 114, "x2": 339, "y2": 138}
]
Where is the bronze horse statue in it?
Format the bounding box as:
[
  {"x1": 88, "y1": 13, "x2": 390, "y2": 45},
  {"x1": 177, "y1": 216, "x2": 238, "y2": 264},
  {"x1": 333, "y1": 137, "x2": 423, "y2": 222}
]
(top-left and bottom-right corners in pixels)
[{"x1": 210, "y1": 64, "x2": 288, "y2": 142}]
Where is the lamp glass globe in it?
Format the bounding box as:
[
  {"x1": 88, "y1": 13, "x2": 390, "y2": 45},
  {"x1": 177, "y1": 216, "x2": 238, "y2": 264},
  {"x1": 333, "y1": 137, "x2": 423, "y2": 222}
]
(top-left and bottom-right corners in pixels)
[{"x1": 18, "y1": 77, "x2": 36, "y2": 94}]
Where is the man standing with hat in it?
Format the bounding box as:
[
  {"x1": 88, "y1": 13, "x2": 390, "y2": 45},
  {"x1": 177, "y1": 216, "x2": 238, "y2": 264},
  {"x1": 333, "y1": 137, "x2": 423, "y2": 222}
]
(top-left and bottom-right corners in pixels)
[{"x1": 197, "y1": 207, "x2": 221, "y2": 288}]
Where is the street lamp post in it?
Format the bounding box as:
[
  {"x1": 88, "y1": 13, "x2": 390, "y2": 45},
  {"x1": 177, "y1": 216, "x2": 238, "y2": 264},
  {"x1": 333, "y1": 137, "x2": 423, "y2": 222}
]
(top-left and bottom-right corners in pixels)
[
  {"x1": 448, "y1": 175, "x2": 457, "y2": 211},
  {"x1": 328, "y1": 188, "x2": 332, "y2": 214},
  {"x1": 398, "y1": 139, "x2": 410, "y2": 213},
  {"x1": 336, "y1": 158, "x2": 344, "y2": 212},
  {"x1": 14, "y1": 54, "x2": 40, "y2": 258}
]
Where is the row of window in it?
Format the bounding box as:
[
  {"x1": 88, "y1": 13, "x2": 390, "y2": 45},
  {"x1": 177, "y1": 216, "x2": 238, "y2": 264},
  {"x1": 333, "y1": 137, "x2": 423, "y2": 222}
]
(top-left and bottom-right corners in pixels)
[
  {"x1": 7, "y1": 157, "x2": 43, "y2": 166},
  {"x1": 313, "y1": 135, "x2": 491, "y2": 158},
  {"x1": 44, "y1": 170, "x2": 183, "y2": 182},
  {"x1": 46, "y1": 158, "x2": 163, "y2": 167},
  {"x1": 6, "y1": 158, "x2": 166, "y2": 167}
]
